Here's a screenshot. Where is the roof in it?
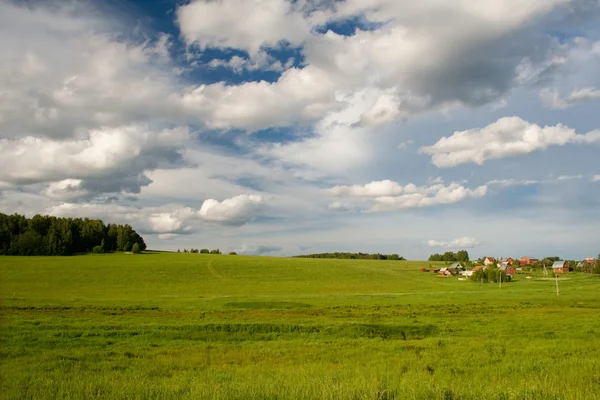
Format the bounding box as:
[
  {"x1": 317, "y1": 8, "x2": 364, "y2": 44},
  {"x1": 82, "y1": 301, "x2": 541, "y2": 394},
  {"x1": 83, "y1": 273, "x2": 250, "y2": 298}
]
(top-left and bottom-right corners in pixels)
[
  {"x1": 472, "y1": 265, "x2": 484, "y2": 271},
  {"x1": 552, "y1": 260, "x2": 567, "y2": 269},
  {"x1": 449, "y1": 263, "x2": 463, "y2": 269}
]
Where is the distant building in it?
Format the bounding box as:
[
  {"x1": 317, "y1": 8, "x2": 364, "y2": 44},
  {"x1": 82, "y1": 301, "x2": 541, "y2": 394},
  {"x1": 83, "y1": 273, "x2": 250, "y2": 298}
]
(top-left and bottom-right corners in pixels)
[
  {"x1": 483, "y1": 257, "x2": 495, "y2": 266},
  {"x1": 448, "y1": 263, "x2": 464, "y2": 271},
  {"x1": 552, "y1": 260, "x2": 569, "y2": 274},
  {"x1": 585, "y1": 257, "x2": 596, "y2": 263},
  {"x1": 472, "y1": 265, "x2": 484, "y2": 272},
  {"x1": 521, "y1": 256, "x2": 539, "y2": 265}
]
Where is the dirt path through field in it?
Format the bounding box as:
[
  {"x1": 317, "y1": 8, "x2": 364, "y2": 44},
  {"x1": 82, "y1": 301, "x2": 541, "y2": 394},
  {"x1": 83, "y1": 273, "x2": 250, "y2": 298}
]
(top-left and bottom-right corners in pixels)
[{"x1": 206, "y1": 259, "x2": 224, "y2": 280}]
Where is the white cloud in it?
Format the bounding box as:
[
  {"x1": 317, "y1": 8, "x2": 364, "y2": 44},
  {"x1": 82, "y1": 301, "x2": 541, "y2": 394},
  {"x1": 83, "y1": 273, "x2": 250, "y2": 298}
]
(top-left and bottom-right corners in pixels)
[
  {"x1": 328, "y1": 201, "x2": 355, "y2": 212},
  {"x1": 487, "y1": 179, "x2": 538, "y2": 187},
  {"x1": 0, "y1": 2, "x2": 184, "y2": 140},
  {"x1": 207, "y1": 53, "x2": 293, "y2": 74},
  {"x1": 421, "y1": 117, "x2": 600, "y2": 168},
  {"x1": 0, "y1": 126, "x2": 190, "y2": 194},
  {"x1": 427, "y1": 237, "x2": 482, "y2": 249},
  {"x1": 43, "y1": 179, "x2": 89, "y2": 201},
  {"x1": 177, "y1": 0, "x2": 320, "y2": 55},
  {"x1": 44, "y1": 193, "x2": 267, "y2": 235},
  {"x1": 557, "y1": 174, "x2": 584, "y2": 181},
  {"x1": 592, "y1": 175, "x2": 600, "y2": 182},
  {"x1": 148, "y1": 213, "x2": 183, "y2": 234},
  {"x1": 541, "y1": 87, "x2": 600, "y2": 109},
  {"x1": 370, "y1": 184, "x2": 487, "y2": 212},
  {"x1": 198, "y1": 194, "x2": 266, "y2": 225},
  {"x1": 328, "y1": 180, "x2": 488, "y2": 212},
  {"x1": 158, "y1": 233, "x2": 179, "y2": 240},
  {"x1": 329, "y1": 180, "x2": 405, "y2": 197}
]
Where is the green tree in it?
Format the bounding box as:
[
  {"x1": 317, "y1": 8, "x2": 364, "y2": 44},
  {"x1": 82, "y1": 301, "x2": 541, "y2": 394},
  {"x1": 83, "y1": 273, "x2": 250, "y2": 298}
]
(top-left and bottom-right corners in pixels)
[
  {"x1": 131, "y1": 243, "x2": 141, "y2": 254},
  {"x1": 456, "y1": 250, "x2": 469, "y2": 262}
]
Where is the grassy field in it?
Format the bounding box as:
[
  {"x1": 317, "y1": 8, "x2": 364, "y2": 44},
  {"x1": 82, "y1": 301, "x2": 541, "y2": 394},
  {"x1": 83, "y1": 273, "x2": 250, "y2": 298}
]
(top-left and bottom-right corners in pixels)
[{"x1": 1, "y1": 253, "x2": 600, "y2": 399}]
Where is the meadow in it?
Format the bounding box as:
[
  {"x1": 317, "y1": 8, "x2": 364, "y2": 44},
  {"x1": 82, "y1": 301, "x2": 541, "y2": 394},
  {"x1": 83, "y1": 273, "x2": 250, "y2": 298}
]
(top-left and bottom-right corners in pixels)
[{"x1": 1, "y1": 253, "x2": 600, "y2": 400}]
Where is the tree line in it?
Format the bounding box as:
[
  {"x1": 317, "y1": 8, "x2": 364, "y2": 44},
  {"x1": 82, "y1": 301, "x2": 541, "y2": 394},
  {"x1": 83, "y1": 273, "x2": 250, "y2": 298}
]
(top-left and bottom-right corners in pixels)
[
  {"x1": 179, "y1": 248, "x2": 223, "y2": 254},
  {"x1": 294, "y1": 252, "x2": 405, "y2": 261},
  {"x1": 428, "y1": 250, "x2": 469, "y2": 262},
  {"x1": 0, "y1": 213, "x2": 146, "y2": 256}
]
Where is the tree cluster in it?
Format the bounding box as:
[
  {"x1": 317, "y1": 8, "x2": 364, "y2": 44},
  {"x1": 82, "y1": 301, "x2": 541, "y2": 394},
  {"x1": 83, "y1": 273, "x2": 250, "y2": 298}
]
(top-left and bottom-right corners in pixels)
[
  {"x1": 470, "y1": 267, "x2": 510, "y2": 283},
  {"x1": 294, "y1": 252, "x2": 405, "y2": 260},
  {"x1": 428, "y1": 250, "x2": 469, "y2": 262},
  {"x1": 179, "y1": 248, "x2": 221, "y2": 254},
  {"x1": 0, "y1": 213, "x2": 146, "y2": 256}
]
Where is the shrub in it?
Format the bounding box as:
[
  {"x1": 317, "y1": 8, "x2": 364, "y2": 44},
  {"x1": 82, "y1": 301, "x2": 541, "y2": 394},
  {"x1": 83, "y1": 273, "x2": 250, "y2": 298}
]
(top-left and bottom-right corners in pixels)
[
  {"x1": 229, "y1": 252, "x2": 237, "y2": 255},
  {"x1": 131, "y1": 243, "x2": 141, "y2": 254},
  {"x1": 92, "y1": 246, "x2": 103, "y2": 254},
  {"x1": 200, "y1": 249, "x2": 209, "y2": 254},
  {"x1": 210, "y1": 249, "x2": 221, "y2": 254}
]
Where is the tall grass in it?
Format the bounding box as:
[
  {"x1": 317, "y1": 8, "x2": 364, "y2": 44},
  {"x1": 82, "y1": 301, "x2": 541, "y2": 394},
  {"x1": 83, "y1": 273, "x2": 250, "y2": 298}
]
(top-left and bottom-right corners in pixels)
[{"x1": 1, "y1": 254, "x2": 600, "y2": 399}]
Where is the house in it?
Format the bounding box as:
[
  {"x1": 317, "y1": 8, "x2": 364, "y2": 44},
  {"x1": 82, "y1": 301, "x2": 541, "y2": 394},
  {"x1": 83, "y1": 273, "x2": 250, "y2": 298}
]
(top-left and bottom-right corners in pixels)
[
  {"x1": 521, "y1": 256, "x2": 539, "y2": 265},
  {"x1": 585, "y1": 257, "x2": 596, "y2": 263},
  {"x1": 448, "y1": 263, "x2": 464, "y2": 271},
  {"x1": 472, "y1": 265, "x2": 484, "y2": 272},
  {"x1": 498, "y1": 257, "x2": 513, "y2": 266},
  {"x1": 459, "y1": 270, "x2": 474, "y2": 277},
  {"x1": 483, "y1": 257, "x2": 495, "y2": 266},
  {"x1": 505, "y1": 266, "x2": 516, "y2": 276},
  {"x1": 552, "y1": 260, "x2": 569, "y2": 274}
]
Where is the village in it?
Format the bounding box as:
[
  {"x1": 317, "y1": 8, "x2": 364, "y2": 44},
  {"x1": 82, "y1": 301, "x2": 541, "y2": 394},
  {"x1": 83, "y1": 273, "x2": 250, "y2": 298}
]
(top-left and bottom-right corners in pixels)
[{"x1": 430, "y1": 256, "x2": 599, "y2": 280}]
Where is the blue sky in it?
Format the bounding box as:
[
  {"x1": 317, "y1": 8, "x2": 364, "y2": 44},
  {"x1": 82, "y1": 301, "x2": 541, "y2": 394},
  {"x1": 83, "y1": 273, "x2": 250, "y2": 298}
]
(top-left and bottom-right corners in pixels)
[{"x1": 0, "y1": 0, "x2": 599, "y2": 259}]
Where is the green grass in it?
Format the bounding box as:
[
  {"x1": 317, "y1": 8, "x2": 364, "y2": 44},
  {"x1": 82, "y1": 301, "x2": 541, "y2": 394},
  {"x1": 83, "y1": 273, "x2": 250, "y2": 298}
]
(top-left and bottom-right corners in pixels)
[{"x1": 1, "y1": 253, "x2": 600, "y2": 399}]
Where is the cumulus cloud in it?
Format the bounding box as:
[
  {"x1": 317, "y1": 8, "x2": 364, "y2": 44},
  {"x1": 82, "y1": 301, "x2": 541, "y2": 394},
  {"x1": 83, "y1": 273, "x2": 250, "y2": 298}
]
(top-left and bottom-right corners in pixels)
[
  {"x1": 0, "y1": 126, "x2": 190, "y2": 194},
  {"x1": 421, "y1": 117, "x2": 600, "y2": 168},
  {"x1": 0, "y1": 1, "x2": 183, "y2": 140},
  {"x1": 177, "y1": 0, "x2": 321, "y2": 56},
  {"x1": 328, "y1": 180, "x2": 488, "y2": 212},
  {"x1": 370, "y1": 184, "x2": 488, "y2": 212},
  {"x1": 592, "y1": 175, "x2": 600, "y2": 182},
  {"x1": 45, "y1": 194, "x2": 267, "y2": 235},
  {"x1": 427, "y1": 237, "x2": 482, "y2": 249},
  {"x1": 174, "y1": 0, "x2": 579, "y2": 134},
  {"x1": 198, "y1": 194, "x2": 266, "y2": 225},
  {"x1": 329, "y1": 180, "x2": 405, "y2": 197}
]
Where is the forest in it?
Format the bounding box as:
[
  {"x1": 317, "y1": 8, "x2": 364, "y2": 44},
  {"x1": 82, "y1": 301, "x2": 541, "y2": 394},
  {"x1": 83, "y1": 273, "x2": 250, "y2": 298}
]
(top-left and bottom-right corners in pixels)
[
  {"x1": 0, "y1": 213, "x2": 146, "y2": 256},
  {"x1": 294, "y1": 252, "x2": 405, "y2": 260}
]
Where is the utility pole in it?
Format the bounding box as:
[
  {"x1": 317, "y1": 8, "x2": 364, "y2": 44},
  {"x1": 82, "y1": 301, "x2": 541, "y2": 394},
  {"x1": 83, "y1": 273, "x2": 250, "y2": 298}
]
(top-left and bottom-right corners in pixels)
[{"x1": 555, "y1": 272, "x2": 559, "y2": 295}]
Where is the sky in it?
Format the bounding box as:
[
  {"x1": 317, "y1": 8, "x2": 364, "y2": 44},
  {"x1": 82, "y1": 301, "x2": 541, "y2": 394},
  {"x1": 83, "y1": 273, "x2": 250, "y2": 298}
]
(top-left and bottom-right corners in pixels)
[{"x1": 0, "y1": 0, "x2": 599, "y2": 259}]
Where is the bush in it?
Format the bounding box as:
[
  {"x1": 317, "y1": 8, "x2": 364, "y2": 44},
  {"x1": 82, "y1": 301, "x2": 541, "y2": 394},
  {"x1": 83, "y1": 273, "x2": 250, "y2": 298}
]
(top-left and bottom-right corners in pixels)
[
  {"x1": 200, "y1": 249, "x2": 209, "y2": 254},
  {"x1": 131, "y1": 243, "x2": 141, "y2": 254},
  {"x1": 210, "y1": 249, "x2": 221, "y2": 254},
  {"x1": 92, "y1": 246, "x2": 103, "y2": 254},
  {"x1": 229, "y1": 252, "x2": 237, "y2": 255}
]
